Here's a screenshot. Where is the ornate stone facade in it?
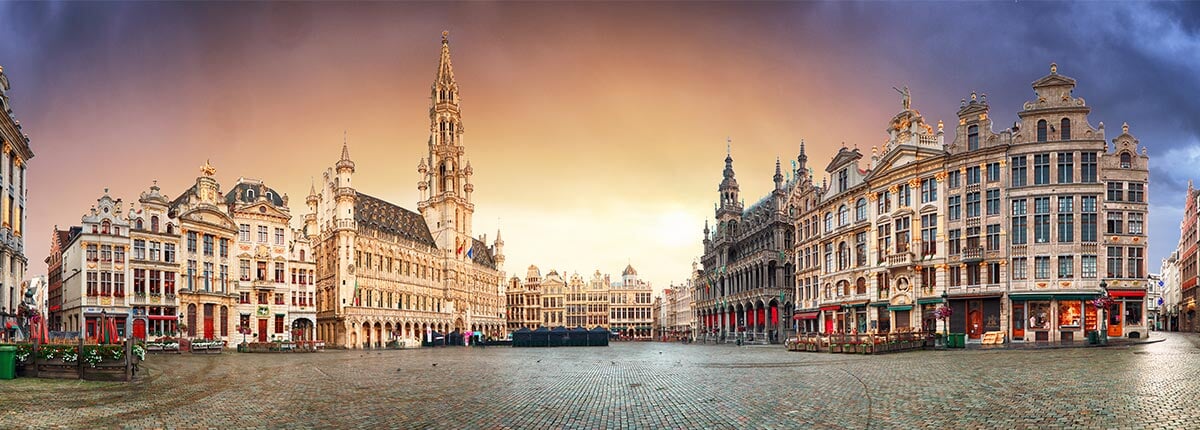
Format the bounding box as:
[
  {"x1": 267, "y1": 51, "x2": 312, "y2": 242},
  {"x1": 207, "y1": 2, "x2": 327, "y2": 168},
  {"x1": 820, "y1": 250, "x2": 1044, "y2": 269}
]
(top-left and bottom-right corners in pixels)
[
  {"x1": 128, "y1": 181, "x2": 181, "y2": 338},
  {"x1": 59, "y1": 190, "x2": 132, "y2": 337},
  {"x1": 307, "y1": 33, "x2": 506, "y2": 349},
  {"x1": 783, "y1": 64, "x2": 1150, "y2": 342},
  {"x1": 171, "y1": 162, "x2": 238, "y2": 343},
  {"x1": 0, "y1": 66, "x2": 33, "y2": 328}
]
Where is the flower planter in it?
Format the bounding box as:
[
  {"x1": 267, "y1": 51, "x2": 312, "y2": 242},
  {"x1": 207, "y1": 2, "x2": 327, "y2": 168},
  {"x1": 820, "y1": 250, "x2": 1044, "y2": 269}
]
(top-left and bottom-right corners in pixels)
[
  {"x1": 82, "y1": 361, "x2": 130, "y2": 382},
  {"x1": 36, "y1": 360, "x2": 80, "y2": 379}
]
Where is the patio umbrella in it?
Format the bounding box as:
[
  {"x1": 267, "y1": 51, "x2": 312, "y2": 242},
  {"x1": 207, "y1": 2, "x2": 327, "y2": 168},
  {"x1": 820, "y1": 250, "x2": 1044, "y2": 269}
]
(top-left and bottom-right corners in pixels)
[{"x1": 96, "y1": 314, "x2": 107, "y2": 345}]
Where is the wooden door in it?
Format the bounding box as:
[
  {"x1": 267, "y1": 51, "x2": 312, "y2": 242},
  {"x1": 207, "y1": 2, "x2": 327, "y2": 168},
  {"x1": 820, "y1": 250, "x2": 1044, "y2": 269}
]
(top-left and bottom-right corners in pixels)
[
  {"x1": 824, "y1": 316, "x2": 834, "y2": 334},
  {"x1": 968, "y1": 309, "x2": 983, "y2": 339},
  {"x1": 133, "y1": 319, "x2": 147, "y2": 340},
  {"x1": 1107, "y1": 303, "x2": 1123, "y2": 337},
  {"x1": 204, "y1": 314, "x2": 214, "y2": 340},
  {"x1": 1012, "y1": 305, "x2": 1025, "y2": 339},
  {"x1": 258, "y1": 319, "x2": 268, "y2": 342}
]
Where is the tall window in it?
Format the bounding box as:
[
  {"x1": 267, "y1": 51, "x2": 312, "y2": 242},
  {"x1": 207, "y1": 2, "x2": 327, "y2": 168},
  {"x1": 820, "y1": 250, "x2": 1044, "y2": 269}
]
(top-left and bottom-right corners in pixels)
[
  {"x1": 219, "y1": 238, "x2": 228, "y2": 258},
  {"x1": 239, "y1": 224, "x2": 250, "y2": 242},
  {"x1": 240, "y1": 259, "x2": 251, "y2": 281},
  {"x1": 1107, "y1": 182, "x2": 1124, "y2": 201},
  {"x1": 986, "y1": 224, "x2": 1000, "y2": 251},
  {"x1": 275, "y1": 228, "x2": 285, "y2": 245},
  {"x1": 837, "y1": 169, "x2": 848, "y2": 193},
  {"x1": 1120, "y1": 152, "x2": 1132, "y2": 169},
  {"x1": 1081, "y1": 196, "x2": 1098, "y2": 242},
  {"x1": 948, "y1": 229, "x2": 961, "y2": 255},
  {"x1": 988, "y1": 262, "x2": 1000, "y2": 284},
  {"x1": 1129, "y1": 213, "x2": 1144, "y2": 235},
  {"x1": 1080, "y1": 152, "x2": 1097, "y2": 183},
  {"x1": 966, "y1": 192, "x2": 981, "y2": 218},
  {"x1": 133, "y1": 239, "x2": 146, "y2": 260},
  {"x1": 877, "y1": 224, "x2": 892, "y2": 259},
  {"x1": 898, "y1": 184, "x2": 911, "y2": 207},
  {"x1": 966, "y1": 226, "x2": 980, "y2": 249},
  {"x1": 824, "y1": 213, "x2": 832, "y2": 232},
  {"x1": 824, "y1": 243, "x2": 833, "y2": 270},
  {"x1": 1011, "y1": 156, "x2": 1027, "y2": 187},
  {"x1": 855, "y1": 198, "x2": 867, "y2": 222},
  {"x1": 1033, "y1": 154, "x2": 1050, "y2": 185},
  {"x1": 1011, "y1": 199, "x2": 1028, "y2": 245},
  {"x1": 855, "y1": 231, "x2": 867, "y2": 266},
  {"x1": 920, "y1": 178, "x2": 937, "y2": 203},
  {"x1": 1128, "y1": 182, "x2": 1144, "y2": 203},
  {"x1": 948, "y1": 195, "x2": 961, "y2": 221},
  {"x1": 1060, "y1": 118, "x2": 1071, "y2": 140},
  {"x1": 1082, "y1": 255, "x2": 1097, "y2": 278},
  {"x1": 1034, "y1": 197, "x2": 1050, "y2": 243},
  {"x1": 187, "y1": 232, "x2": 197, "y2": 253},
  {"x1": 1037, "y1": 119, "x2": 1047, "y2": 142},
  {"x1": 275, "y1": 262, "x2": 285, "y2": 283},
  {"x1": 966, "y1": 166, "x2": 981, "y2": 185},
  {"x1": 1058, "y1": 199, "x2": 1075, "y2": 244},
  {"x1": 986, "y1": 189, "x2": 1000, "y2": 215},
  {"x1": 894, "y1": 216, "x2": 911, "y2": 253},
  {"x1": 1107, "y1": 212, "x2": 1123, "y2": 235},
  {"x1": 837, "y1": 242, "x2": 849, "y2": 271},
  {"x1": 837, "y1": 205, "x2": 848, "y2": 227},
  {"x1": 921, "y1": 213, "x2": 937, "y2": 256},
  {"x1": 1058, "y1": 256, "x2": 1074, "y2": 278},
  {"x1": 1107, "y1": 247, "x2": 1123, "y2": 278},
  {"x1": 258, "y1": 226, "x2": 268, "y2": 243},
  {"x1": 203, "y1": 234, "x2": 214, "y2": 256},
  {"x1": 878, "y1": 191, "x2": 892, "y2": 214},
  {"x1": 1057, "y1": 153, "x2": 1074, "y2": 184},
  {"x1": 164, "y1": 243, "x2": 175, "y2": 263},
  {"x1": 947, "y1": 171, "x2": 960, "y2": 189},
  {"x1": 1035, "y1": 256, "x2": 1050, "y2": 279},
  {"x1": 1128, "y1": 247, "x2": 1143, "y2": 278},
  {"x1": 1012, "y1": 257, "x2": 1028, "y2": 280},
  {"x1": 967, "y1": 125, "x2": 979, "y2": 150}
]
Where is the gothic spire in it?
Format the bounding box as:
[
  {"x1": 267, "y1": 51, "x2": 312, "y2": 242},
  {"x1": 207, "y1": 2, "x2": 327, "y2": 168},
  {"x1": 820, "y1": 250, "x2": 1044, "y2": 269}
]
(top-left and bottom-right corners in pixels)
[
  {"x1": 773, "y1": 156, "x2": 784, "y2": 189},
  {"x1": 336, "y1": 134, "x2": 355, "y2": 172},
  {"x1": 436, "y1": 30, "x2": 456, "y2": 87}
]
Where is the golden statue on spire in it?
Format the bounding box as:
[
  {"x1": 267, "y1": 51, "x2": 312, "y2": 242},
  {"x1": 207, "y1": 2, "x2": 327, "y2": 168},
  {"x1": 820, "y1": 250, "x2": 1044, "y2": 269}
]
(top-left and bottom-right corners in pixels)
[
  {"x1": 201, "y1": 159, "x2": 216, "y2": 177},
  {"x1": 893, "y1": 85, "x2": 911, "y2": 110}
]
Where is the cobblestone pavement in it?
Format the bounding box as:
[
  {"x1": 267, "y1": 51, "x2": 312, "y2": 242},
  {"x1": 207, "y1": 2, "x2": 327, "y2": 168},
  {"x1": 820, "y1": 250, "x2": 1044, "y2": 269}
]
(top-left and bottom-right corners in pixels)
[{"x1": 2, "y1": 332, "x2": 1198, "y2": 429}]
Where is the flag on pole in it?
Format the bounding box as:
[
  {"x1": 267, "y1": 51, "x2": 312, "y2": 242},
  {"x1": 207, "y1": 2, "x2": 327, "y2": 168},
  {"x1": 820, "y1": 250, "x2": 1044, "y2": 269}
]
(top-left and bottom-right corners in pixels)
[
  {"x1": 456, "y1": 237, "x2": 464, "y2": 256},
  {"x1": 466, "y1": 243, "x2": 474, "y2": 259}
]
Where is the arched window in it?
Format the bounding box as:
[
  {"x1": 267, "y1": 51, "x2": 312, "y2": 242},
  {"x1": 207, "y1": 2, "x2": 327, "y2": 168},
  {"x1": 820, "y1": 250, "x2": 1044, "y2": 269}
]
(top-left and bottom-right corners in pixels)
[
  {"x1": 1120, "y1": 152, "x2": 1132, "y2": 169},
  {"x1": 855, "y1": 277, "x2": 866, "y2": 295},
  {"x1": 838, "y1": 205, "x2": 848, "y2": 226},
  {"x1": 839, "y1": 280, "x2": 850, "y2": 296},
  {"x1": 102, "y1": 220, "x2": 111, "y2": 235},
  {"x1": 300, "y1": 250, "x2": 306, "y2": 261},
  {"x1": 877, "y1": 273, "x2": 890, "y2": 298},
  {"x1": 151, "y1": 216, "x2": 159, "y2": 233},
  {"x1": 1037, "y1": 120, "x2": 1047, "y2": 142},
  {"x1": 166, "y1": 224, "x2": 174, "y2": 234},
  {"x1": 136, "y1": 218, "x2": 144, "y2": 230},
  {"x1": 967, "y1": 125, "x2": 979, "y2": 150},
  {"x1": 247, "y1": 189, "x2": 256, "y2": 200},
  {"x1": 855, "y1": 198, "x2": 867, "y2": 221},
  {"x1": 1060, "y1": 118, "x2": 1071, "y2": 140},
  {"x1": 266, "y1": 192, "x2": 273, "y2": 202},
  {"x1": 824, "y1": 213, "x2": 832, "y2": 232}
]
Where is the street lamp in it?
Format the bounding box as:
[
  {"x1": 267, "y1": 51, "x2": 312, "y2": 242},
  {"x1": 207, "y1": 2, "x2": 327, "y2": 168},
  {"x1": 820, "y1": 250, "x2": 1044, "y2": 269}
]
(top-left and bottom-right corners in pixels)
[
  {"x1": 941, "y1": 289, "x2": 949, "y2": 343},
  {"x1": 1099, "y1": 279, "x2": 1109, "y2": 344}
]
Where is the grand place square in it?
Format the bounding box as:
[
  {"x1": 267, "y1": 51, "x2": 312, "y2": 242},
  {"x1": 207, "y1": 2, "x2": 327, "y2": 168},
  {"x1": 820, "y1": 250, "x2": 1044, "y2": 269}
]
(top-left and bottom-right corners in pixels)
[{"x1": 2, "y1": 2, "x2": 1200, "y2": 429}]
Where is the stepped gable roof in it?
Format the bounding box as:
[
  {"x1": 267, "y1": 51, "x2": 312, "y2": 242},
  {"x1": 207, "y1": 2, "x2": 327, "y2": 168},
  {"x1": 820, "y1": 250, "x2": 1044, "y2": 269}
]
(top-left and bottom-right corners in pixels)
[
  {"x1": 353, "y1": 193, "x2": 436, "y2": 248},
  {"x1": 470, "y1": 238, "x2": 496, "y2": 269}
]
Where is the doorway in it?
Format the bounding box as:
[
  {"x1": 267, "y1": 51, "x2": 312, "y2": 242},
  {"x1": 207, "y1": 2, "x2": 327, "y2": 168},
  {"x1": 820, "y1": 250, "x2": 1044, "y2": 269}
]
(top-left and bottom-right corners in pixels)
[{"x1": 258, "y1": 319, "x2": 268, "y2": 342}]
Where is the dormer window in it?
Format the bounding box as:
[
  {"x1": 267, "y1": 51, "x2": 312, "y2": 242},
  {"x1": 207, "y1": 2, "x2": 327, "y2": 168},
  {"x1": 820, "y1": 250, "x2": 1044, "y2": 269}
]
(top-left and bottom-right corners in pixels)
[
  {"x1": 151, "y1": 216, "x2": 159, "y2": 233},
  {"x1": 136, "y1": 219, "x2": 144, "y2": 230},
  {"x1": 837, "y1": 169, "x2": 848, "y2": 193},
  {"x1": 1120, "y1": 152, "x2": 1132, "y2": 169},
  {"x1": 1037, "y1": 120, "x2": 1048, "y2": 142},
  {"x1": 1060, "y1": 118, "x2": 1071, "y2": 140},
  {"x1": 967, "y1": 125, "x2": 979, "y2": 150},
  {"x1": 247, "y1": 189, "x2": 256, "y2": 200},
  {"x1": 102, "y1": 220, "x2": 111, "y2": 235}
]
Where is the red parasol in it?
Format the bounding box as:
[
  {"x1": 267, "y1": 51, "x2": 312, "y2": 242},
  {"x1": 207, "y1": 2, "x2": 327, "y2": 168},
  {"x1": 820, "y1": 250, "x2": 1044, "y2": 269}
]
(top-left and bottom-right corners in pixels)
[{"x1": 108, "y1": 317, "x2": 119, "y2": 344}]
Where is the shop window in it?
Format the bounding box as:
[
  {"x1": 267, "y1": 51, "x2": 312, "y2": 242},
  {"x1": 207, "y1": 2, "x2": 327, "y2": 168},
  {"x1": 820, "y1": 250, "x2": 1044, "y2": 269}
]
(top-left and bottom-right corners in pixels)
[
  {"x1": 1058, "y1": 301, "x2": 1081, "y2": 327},
  {"x1": 1027, "y1": 301, "x2": 1051, "y2": 330},
  {"x1": 1124, "y1": 301, "x2": 1142, "y2": 326}
]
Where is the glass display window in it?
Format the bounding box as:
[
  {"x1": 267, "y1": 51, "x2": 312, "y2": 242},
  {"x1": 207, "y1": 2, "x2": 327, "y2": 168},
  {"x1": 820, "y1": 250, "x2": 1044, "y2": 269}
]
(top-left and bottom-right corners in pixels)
[
  {"x1": 1058, "y1": 301, "x2": 1082, "y2": 327},
  {"x1": 1027, "y1": 301, "x2": 1051, "y2": 330}
]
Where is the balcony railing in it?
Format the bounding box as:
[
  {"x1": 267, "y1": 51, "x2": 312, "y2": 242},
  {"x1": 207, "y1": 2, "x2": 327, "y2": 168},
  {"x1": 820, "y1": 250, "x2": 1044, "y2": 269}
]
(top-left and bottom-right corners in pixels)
[
  {"x1": 886, "y1": 252, "x2": 912, "y2": 268},
  {"x1": 962, "y1": 246, "x2": 984, "y2": 262},
  {"x1": 1011, "y1": 244, "x2": 1027, "y2": 256}
]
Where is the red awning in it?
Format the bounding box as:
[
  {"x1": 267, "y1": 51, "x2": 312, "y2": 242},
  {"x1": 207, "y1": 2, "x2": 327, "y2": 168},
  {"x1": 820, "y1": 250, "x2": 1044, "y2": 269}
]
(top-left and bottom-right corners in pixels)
[
  {"x1": 793, "y1": 312, "x2": 819, "y2": 320},
  {"x1": 819, "y1": 305, "x2": 841, "y2": 312},
  {"x1": 1109, "y1": 290, "x2": 1146, "y2": 298}
]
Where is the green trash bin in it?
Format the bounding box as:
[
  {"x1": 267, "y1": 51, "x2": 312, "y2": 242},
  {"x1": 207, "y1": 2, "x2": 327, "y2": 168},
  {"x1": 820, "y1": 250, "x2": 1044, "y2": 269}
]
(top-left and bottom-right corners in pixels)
[
  {"x1": 950, "y1": 333, "x2": 966, "y2": 348},
  {"x1": 0, "y1": 345, "x2": 16, "y2": 380},
  {"x1": 1087, "y1": 331, "x2": 1099, "y2": 345}
]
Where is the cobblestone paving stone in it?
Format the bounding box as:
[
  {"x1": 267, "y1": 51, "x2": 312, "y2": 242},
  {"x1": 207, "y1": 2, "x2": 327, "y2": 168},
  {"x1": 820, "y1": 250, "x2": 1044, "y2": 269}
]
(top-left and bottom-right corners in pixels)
[{"x1": 1, "y1": 333, "x2": 1197, "y2": 429}]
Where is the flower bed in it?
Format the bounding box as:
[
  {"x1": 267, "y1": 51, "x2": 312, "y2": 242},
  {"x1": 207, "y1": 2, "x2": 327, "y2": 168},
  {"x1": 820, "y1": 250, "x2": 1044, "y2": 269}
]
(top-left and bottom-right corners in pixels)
[{"x1": 189, "y1": 340, "x2": 226, "y2": 353}]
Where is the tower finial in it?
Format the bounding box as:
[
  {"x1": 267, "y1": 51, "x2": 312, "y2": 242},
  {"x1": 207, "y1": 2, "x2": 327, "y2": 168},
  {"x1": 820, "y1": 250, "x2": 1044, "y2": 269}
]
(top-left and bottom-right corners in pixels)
[
  {"x1": 442, "y1": 30, "x2": 449, "y2": 42},
  {"x1": 726, "y1": 137, "x2": 731, "y2": 156}
]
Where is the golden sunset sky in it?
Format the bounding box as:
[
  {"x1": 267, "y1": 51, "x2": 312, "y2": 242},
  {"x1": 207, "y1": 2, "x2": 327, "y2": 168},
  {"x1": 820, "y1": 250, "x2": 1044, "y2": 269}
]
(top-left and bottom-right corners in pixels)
[{"x1": 2, "y1": 2, "x2": 1193, "y2": 293}]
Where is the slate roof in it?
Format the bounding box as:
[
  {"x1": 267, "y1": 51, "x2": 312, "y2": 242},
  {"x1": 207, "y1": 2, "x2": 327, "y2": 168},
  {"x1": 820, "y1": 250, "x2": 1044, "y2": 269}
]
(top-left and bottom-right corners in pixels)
[
  {"x1": 224, "y1": 182, "x2": 285, "y2": 206},
  {"x1": 354, "y1": 193, "x2": 437, "y2": 248},
  {"x1": 470, "y1": 238, "x2": 496, "y2": 269}
]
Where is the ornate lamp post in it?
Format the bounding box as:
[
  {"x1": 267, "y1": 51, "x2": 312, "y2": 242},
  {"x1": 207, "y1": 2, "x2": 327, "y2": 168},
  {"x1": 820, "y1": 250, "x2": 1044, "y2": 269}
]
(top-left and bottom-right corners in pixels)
[
  {"x1": 941, "y1": 289, "x2": 949, "y2": 343},
  {"x1": 1099, "y1": 279, "x2": 1109, "y2": 344}
]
